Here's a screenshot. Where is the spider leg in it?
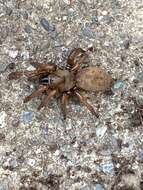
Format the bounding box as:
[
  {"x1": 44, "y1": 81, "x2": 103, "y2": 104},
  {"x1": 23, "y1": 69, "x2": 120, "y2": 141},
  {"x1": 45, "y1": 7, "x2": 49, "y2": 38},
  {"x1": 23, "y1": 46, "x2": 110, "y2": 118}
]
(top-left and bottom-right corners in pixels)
[
  {"x1": 60, "y1": 93, "x2": 69, "y2": 119},
  {"x1": 71, "y1": 55, "x2": 86, "y2": 72},
  {"x1": 8, "y1": 71, "x2": 34, "y2": 80},
  {"x1": 8, "y1": 70, "x2": 46, "y2": 80},
  {"x1": 74, "y1": 91, "x2": 99, "y2": 118},
  {"x1": 38, "y1": 89, "x2": 57, "y2": 110},
  {"x1": 25, "y1": 64, "x2": 57, "y2": 81},
  {"x1": 8, "y1": 63, "x2": 56, "y2": 80},
  {"x1": 67, "y1": 48, "x2": 85, "y2": 66},
  {"x1": 23, "y1": 85, "x2": 49, "y2": 103},
  {"x1": 67, "y1": 48, "x2": 88, "y2": 72}
]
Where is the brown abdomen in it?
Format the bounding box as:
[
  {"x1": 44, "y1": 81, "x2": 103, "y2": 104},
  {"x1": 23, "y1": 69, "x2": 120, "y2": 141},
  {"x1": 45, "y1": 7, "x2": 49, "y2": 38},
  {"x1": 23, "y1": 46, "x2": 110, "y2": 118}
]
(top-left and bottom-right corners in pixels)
[{"x1": 76, "y1": 67, "x2": 114, "y2": 92}]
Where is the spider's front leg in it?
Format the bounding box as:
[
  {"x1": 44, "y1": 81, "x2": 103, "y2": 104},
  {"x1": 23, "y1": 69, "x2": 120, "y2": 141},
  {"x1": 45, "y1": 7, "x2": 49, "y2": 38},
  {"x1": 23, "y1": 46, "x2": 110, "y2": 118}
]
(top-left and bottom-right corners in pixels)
[
  {"x1": 8, "y1": 71, "x2": 33, "y2": 80},
  {"x1": 38, "y1": 89, "x2": 57, "y2": 110},
  {"x1": 8, "y1": 63, "x2": 57, "y2": 81},
  {"x1": 23, "y1": 85, "x2": 49, "y2": 103},
  {"x1": 67, "y1": 48, "x2": 88, "y2": 72}
]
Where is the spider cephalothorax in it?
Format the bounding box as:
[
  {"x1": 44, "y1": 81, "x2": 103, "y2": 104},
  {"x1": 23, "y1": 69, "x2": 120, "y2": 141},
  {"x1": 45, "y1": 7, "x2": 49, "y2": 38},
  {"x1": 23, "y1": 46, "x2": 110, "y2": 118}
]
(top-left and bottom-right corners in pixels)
[{"x1": 8, "y1": 48, "x2": 114, "y2": 119}]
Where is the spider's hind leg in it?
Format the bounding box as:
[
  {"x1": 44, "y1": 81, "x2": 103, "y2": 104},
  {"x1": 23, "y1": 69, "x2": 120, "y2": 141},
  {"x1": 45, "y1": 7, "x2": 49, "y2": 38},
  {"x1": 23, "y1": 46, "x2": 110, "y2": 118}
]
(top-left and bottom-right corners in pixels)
[
  {"x1": 59, "y1": 93, "x2": 69, "y2": 120},
  {"x1": 74, "y1": 91, "x2": 99, "y2": 118}
]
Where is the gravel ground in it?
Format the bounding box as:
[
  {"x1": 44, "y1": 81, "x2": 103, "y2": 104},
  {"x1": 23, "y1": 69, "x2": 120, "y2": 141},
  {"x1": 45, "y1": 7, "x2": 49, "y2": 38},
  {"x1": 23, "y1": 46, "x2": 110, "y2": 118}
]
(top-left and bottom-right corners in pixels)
[{"x1": 0, "y1": 0, "x2": 143, "y2": 189}]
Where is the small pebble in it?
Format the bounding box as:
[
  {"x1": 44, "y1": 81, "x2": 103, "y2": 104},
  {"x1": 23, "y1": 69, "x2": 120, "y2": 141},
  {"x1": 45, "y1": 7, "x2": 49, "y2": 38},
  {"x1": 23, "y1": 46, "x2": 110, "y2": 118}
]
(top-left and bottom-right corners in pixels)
[
  {"x1": 22, "y1": 11, "x2": 28, "y2": 20},
  {"x1": 20, "y1": 111, "x2": 33, "y2": 124},
  {"x1": 81, "y1": 25, "x2": 94, "y2": 39},
  {"x1": 26, "y1": 65, "x2": 35, "y2": 71},
  {"x1": 139, "y1": 149, "x2": 143, "y2": 160},
  {"x1": 102, "y1": 162, "x2": 114, "y2": 174},
  {"x1": 8, "y1": 50, "x2": 18, "y2": 59},
  {"x1": 96, "y1": 126, "x2": 107, "y2": 138},
  {"x1": 3, "y1": 158, "x2": 18, "y2": 170},
  {"x1": 95, "y1": 184, "x2": 105, "y2": 190},
  {"x1": 8, "y1": 62, "x2": 15, "y2": 70},
  {"x1": 54, "y1": 150, "x2": 60, "y2": 156},
  {"x1": 0, "y1": 133, "x2": 5, "y2": 141},
  {"x1": 40, "y1": 18, "x2": 50, "y2": 31},
  {"x1": 61, "y1": 47, "x2": 71, "y2": 59},
  {"x1": 24, "y1": 24, "x2": 32, "y2": 33},
  {"x1": 63, "y1": 0, "x2": 70, "y2": 4},
  {"x1": 98, "y1": 15, "x2": 113, "y2": 24},
  {"x1": 49, "y1": 24, "x2": 56, "y2": 32},
  {"x1": 0, "y1": 183, "x2": 9, "y2": 190},
  {"x1": 0, "y1": 62, "x2": 15, "y2": 73},
  {"x1": 112, "y1": 81, "x2": 125, "y2": 90},
  {"x1": 5, "y1": 7, "x2": 12, "y2": 16},
  {"x1": 91, "y1": 15, "x2": 98, "y2": 24},
  {"x1": 0, "y1": 64, "x2": 8, "y2": 73},
  {"x1": 0, "y1": 111, "x2": 6, "y2": 128},
  {"x1": 102, "y1": 10, "x2": 108, "y2": 16},
  {"x1": 68, "y1": 8, "x2": 75, "y2": 17},
  {"x1": 27, "y1": 158, "x2": 36, "y2": 166},
  {"x1": 21, "y1": 51, "x2": 30, "y2": 60},
  {"x1": 62, "y1": 15, "x2": 68, "y2": 21},
  {"x1": 54, "y1": 38, "x2": 62, "y2": 47},
  {"x1": 123, "y1": 39, "x2": 130, "y2": 49},
  {"x1": 50, "y1": 32, "x2": 58, "y2": 41},
  {"x1": 137, "y1": 72, "x2": 143, "y2": 81}
]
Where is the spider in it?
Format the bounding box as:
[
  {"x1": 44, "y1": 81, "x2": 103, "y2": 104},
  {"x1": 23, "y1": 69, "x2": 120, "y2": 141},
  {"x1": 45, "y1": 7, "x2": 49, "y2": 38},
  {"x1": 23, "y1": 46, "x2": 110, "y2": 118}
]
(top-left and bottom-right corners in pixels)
[{"x1": 8, "y1": 48, "x2": 114, "y2": 119}]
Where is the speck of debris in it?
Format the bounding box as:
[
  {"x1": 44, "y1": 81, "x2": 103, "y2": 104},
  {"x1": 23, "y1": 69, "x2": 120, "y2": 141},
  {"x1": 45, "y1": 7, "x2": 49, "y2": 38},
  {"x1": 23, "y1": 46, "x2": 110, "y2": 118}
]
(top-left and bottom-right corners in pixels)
[
  {"x1": 137, "y1": 72, "x2": 143, "y2": 82},
  {"x1": 0, "y1": 111, "x2": 7, "y2": 128},
  {"x1": 112, "y1": 81, "x2": 125, "y2": 90},
  {"x1": 24, "y1": 24, "x2": 33, "y2": 33},
  {"x1": 101, "y1": 162, "x2": 115, "y2": 175},
  {"x1": 0, "y1": 133, "x2": 5, "y2": 141},
  {"x1": 20, "y1": 111, "x2": 33, "y2": 124},
  {"x1": 95, "y1": 184, "x2": 105, "y2": 190},
  {"x1": 40, "y1": 18, "x2": 50, "y2": 32},
  {"x1": 8, "y1": 50, "x2": 18, "y2": 59}
]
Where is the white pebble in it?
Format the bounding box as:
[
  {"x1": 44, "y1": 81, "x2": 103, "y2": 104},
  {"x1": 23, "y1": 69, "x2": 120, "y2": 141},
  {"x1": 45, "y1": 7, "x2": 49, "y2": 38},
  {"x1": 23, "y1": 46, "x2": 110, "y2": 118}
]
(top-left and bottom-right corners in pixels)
[
  {"x1": 96, "y1": 126, "x2": 107, "y2": 138},
  {"x1": 27, "y1": 158, "x2": 36, "y2": 166},
  {"x1": 0, "y1": 111, "x2": 7, "y2": 128},
  {"x1": 102, "y1": 10, "x2": 108, "y2": 15},
  {"x1": 63, "y1": 0, "x2": 70, "y2": 5},
  {"x1": 8, "y1": 50, "x2": 18, "y2": 58},
  {"x1": 54, "y1": 150, "x2": 60, "y2": 156}
]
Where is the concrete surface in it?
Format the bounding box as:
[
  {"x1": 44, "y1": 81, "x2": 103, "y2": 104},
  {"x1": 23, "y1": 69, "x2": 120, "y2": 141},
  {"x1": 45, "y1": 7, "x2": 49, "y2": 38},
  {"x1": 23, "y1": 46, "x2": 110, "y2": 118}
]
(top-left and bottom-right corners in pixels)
[{"x1": 0, "y1": 0, "x2": 143, "y2": 189}]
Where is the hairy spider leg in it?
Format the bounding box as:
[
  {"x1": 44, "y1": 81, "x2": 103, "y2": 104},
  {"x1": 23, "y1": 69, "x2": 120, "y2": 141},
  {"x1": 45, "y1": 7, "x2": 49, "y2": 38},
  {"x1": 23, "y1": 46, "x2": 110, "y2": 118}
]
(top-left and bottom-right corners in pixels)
[
  {"x1": 60, "y1": 93, "x2": 70, "y2": 119},
  {"x1": 8, "y1": 63, "x2": 56, "y2": 80},
  {"x1": 67, "y1": 48, "x2": 85, "y2": 66},
  {"x1": 23, "y1": 85, "x2": 49, "y2": 103},
  {"x1": 74, "y1": 91, "x2": 99, "y2": 118},
  {"x1": 8, "y1": 71, "x2": 33, "y2": 80},
  {"x1": 26, "y1": 64, "x2": 57, "y2": 80},
  {"x1": 38, "y1": 89, "x2": 57, "y2": 110},
  {"x1": 71, "y1": 55, "x2": 87, "y2": 72},
  {"x1": 67, "y1": 48, "x2": 88, "y2": 72}
]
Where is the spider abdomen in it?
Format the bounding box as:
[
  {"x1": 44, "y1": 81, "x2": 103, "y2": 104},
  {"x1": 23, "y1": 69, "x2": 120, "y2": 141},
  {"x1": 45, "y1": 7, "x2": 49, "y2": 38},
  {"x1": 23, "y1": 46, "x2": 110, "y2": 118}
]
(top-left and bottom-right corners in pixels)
[{"x1": 76, "y1": 67, "x2": 114, "y2": 92}]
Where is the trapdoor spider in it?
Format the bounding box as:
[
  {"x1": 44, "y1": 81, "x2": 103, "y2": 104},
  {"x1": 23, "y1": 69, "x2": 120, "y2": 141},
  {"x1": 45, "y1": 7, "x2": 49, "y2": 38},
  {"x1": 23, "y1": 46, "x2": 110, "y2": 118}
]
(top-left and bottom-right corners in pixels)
[{"x1": 8, "y1": 48, "x2": 114, "y2": 119}]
